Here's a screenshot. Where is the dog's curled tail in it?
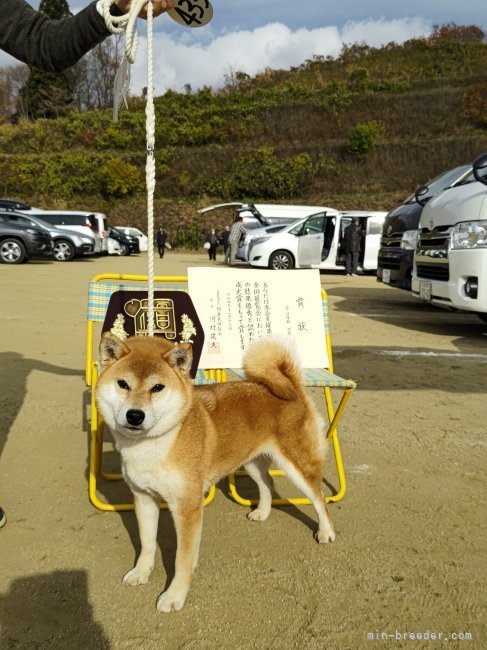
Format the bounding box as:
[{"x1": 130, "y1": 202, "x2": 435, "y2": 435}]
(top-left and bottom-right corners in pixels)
[{"x1": 243, "y1": 338, "x2": 303, "y2": 401}]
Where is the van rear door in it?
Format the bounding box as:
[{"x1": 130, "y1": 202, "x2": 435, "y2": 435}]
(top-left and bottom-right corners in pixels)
[
  {"x1": 362, "y1": 214, "x2": 386, "y2": 270},
  {"x1": 90, "y1": 213, "x2": 108, "y2": 252}
]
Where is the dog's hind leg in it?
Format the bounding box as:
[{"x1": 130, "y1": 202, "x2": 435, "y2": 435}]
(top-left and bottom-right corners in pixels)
[
  {"x1": 123, "y1": 491, "x2": 160, "y2": 587},
  {"x1": 157, "y1": 498, "x2": 204, "y2": 613},
  {"x1": 245, "y1": 455, "x2": 273, "y2": 522},
  {"x1": 271, "y1": 448, "x2": 335, "y2": 544}
]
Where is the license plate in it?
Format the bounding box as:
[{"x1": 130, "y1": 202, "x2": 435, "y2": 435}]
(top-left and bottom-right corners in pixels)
[
  {"x1": 419, "y1": 281, "x2": 432, "y2": 301},
  {"x1": 382, "y1": 269, "x2": 391, "y2": 284}
]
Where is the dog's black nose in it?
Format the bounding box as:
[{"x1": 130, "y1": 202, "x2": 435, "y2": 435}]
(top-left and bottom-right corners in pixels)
[{"x1": 126, "y1": 409, "x2": 145, "y2": 427}]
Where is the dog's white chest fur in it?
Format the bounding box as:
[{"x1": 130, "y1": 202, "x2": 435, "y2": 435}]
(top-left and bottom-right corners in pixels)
[{"x1": 115, "y1": 429, "x2": 183, "y2": 503}]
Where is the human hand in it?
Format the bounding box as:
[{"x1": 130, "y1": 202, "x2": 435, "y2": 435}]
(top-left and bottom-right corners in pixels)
[{"x1": 115, "y1": 0, "x2": 174, "y2": 19}]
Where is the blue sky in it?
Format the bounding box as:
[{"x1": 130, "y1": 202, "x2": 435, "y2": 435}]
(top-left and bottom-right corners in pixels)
[
  {"x1": 1, "y1": 1, "x2": 486, "y2": 94},
  {"x1": 176, "y1": 1, "x2": 486, "y2": 36}
]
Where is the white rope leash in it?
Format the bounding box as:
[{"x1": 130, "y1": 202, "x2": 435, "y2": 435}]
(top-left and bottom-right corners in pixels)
[
  {"x1": 96, "y1": 0, "x2": 156, "y2": 336},
  {"x1": 145, "y1": 0, "x2": 156, "y2": 337}
]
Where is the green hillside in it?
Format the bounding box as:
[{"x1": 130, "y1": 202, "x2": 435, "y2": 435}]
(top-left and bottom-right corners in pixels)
[{"x1": 1, "y1": 25, "x2": 486, "y2": 233}]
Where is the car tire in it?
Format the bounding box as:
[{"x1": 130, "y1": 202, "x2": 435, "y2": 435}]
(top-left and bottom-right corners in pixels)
[
  {"x1": 0, "y1": 238, "x2": 27, "y2": 264},
  {"x1": 268, "y1": 250, "x2": 294, "y2": 270},
  {"x1": 117, "y1": 244, "x2": 129, "y2": 256},
  {"x1": 53, "y1": 239, "x2": 75, "y2": 262}
]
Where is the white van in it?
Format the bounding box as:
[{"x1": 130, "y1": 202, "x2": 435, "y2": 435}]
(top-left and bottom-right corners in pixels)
[
  {"x1": 249, "y1": 210, "x2": 387, "y2": 270},
  {"x1": 412, "y1": 153, "x2": 487, "y2": 321},
  {"x1": 198, "y1": 202, "x2": 330, "y2": 261},
  {"x1": 199, "y1": 202, "x2": 327, "y2": 229},
  {"x1": 24, "y1": 209, "x2": 108, "y2": 253}
]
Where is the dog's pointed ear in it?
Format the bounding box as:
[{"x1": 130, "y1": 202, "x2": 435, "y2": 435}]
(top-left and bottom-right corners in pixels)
[
  {"x1": 99, "y1": 332, "x2": 130, "y2": 367},
  {"x1": 164, "y1": 342, "x2": 193, "y2": 375}
]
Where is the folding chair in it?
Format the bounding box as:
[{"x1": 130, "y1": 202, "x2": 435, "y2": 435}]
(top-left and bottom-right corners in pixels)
[
  {"x1": 86, "y1": 273, "x2": 217, "y2": 511},
  {"x1": 226, "y1": 288, "x2": 356, "y2": 506}
]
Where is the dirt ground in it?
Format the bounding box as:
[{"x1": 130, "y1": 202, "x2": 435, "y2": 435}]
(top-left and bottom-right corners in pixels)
[{"x1": 0, "y1": 251, "x2": 486, "y2": 649}]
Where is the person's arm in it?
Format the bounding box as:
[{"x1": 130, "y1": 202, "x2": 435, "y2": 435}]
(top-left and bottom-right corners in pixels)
[
  {"x1": 0, "y1": 0, "x2": 173, "y2": 73},
  {"x1": 1, "y1": 0, "x2": 110, "y2": 72}
]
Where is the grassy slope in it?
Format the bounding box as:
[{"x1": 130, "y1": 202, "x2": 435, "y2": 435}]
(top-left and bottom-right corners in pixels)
[{"x1": 0, "y1": 32, "x2": 486, "y2": 234}]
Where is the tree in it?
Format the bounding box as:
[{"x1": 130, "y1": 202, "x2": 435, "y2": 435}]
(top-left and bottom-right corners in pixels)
[
  {"x1": 0, "y1": 65, "x2": 29, "y2": 122},
  {"x1": 429, "y1": 23, "x2": 485, "y2": 43},
  {"x1": 347, "y1": 121, "x2": 384, "y2": 158},
  {"x1": 74, "y1": 37, "x2": 124, "y2": 111}
]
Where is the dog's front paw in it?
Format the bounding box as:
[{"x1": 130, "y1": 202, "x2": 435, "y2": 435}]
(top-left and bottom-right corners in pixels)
[
  {"x1": 123, "y1": 566, "x2": 151, "y2": 587},
  {"x1": 156, "y1": 589, "x2": 186, "y2": 613},
  {"x1": 247, "y1": 508, "x2": 270, "y2": 522},
  {"x1": 316, "y1": 528, "x2": 336, "y2": 544}
]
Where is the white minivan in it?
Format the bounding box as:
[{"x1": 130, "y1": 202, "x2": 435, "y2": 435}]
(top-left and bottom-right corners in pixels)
[
  {"x1": 199, "y1": 202, "x2": 327, "y2": 228},
  {"x1": 412, "y1": 153, "x2": 487, "y2": 321},
  {"x1": 198, "y1": 202, "x2": 329, "y2": 261},
  {"x1": 248, "y1": 210, "x2": 387, "y2": 271}
]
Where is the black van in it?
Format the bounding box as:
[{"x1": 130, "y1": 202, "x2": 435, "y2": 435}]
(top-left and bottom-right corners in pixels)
[{"x1": 377, "y1": 164, "x2": 472, "y2": 290}]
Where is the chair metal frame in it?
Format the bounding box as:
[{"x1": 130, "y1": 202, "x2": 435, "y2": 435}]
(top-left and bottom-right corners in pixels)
[
  {"x1": 86, "y1": 273, "x2": 217, "y2": 511},
  {"x1": 86, "y1": 276, "x2": 354, "y2": 511},
  {"x1": 226, "y1": 288, "x2": 356, "y2": 506}
]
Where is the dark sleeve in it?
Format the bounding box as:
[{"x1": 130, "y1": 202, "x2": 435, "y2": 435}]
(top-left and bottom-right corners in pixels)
[{"x1": 0, "y1": 0, "x2": 111, "y2": 72}]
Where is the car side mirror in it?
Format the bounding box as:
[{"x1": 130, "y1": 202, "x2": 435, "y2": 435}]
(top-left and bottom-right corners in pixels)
[
  {"x1": 473, "y1": 153, "x2": 487, "y2": 186},
  {"x1": 414, "y1": 185, "x2": 430, "y2": 206}
]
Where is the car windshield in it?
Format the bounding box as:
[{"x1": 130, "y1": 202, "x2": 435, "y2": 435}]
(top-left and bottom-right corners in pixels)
[
  {"x1": 404, "y1": 164, "x2": 473, "y2": 204},
  {"x1": 455, "y1": 171, "x2": 477, "y2": 186},
  {"x1": 427, "y1": 164, "x2": 472, "y2": 193}
]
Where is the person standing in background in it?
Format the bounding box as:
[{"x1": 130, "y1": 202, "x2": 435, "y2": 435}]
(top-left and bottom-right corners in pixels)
[
  {"x1": 228, "y1": 217, "x2": 246, "y2": 266},
  {"x1": 221, "y1": 225, "x2": 231, "y2": 264},
  {"x1": 343, "y1": 217, "x2": 363, "y2": 276},
  {"x1": 156, "y1": 227, "x2": 168, "y2": 259},
  {"x1": 206, "y1": 228, "x2": 218, "y2": 262}
]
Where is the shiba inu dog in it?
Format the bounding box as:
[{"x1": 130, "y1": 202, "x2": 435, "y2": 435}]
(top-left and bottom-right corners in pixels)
[{"x1": 96, "y1": 333, "x2": 335, "y2": 613}]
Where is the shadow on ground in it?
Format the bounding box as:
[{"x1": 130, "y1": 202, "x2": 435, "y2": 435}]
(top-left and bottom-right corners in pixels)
[{"x1": 0, "y1": 570, "x2": 109, "y2": 648}]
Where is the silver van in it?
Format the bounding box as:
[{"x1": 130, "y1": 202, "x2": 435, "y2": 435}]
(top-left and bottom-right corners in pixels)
[{"x1": 26, "y1": 210, "x2": 108, "y2": 253}]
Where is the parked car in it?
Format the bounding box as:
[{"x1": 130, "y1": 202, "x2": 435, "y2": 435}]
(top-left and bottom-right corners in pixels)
[
  {"x1": 20, "y1": 209, "x2": 108, "y2": 253},
  {"x1": 199, "y1": 202, "x2": 325, "y2": 262},
  {"x1": 377, "y1": 163, "x2": 472, "y2": 290},
  {"x1": 107, "y1": 236, "x2": 122, "y2": 255},
  {"x1": 248, "y1": 210, "x2": 387, "y2": 271},
  {"x1": 2, "y1": 210, "x2": 95, "y2": 261},
  {"x1": 0, "y1": 215, "x2": 53, "y2": 264},
  {"x1": 412, "y1": 153, "x2": 487, "y2": 322},
  {"x1": 114, "y1": 226, "x2": 148, "y2": 251},
  {"x1": 237, "y1": 223, "x2": 292, "y2": 261},
  {"x1": 108, "y1": 227, "x2": 139, "y2": 255},
  {"x1": 199, "y1": 202, "x2": 327, "y2": 230},
  {"x1": 0, "y1": 198, "x2": 35, "y2": 211}
]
